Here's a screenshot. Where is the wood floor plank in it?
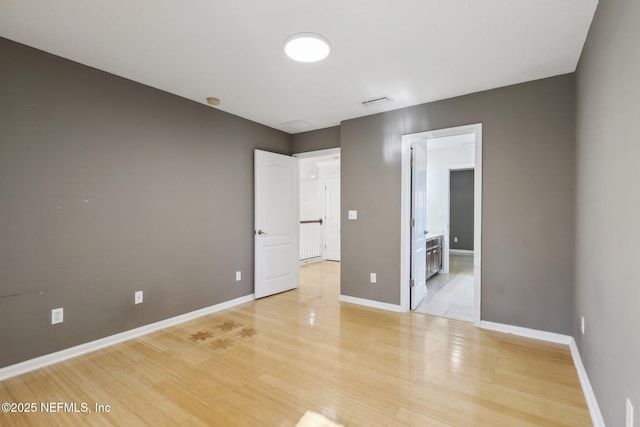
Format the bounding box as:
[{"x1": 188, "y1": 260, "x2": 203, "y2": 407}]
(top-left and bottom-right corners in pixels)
[{"x1": 0, "y1": 261, "x2": 591, "y2": 426}]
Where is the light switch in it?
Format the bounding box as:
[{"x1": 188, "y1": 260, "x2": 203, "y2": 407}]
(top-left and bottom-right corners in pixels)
[{"x1": 348, "y1": 210, "x2": 358, "y2": 220}]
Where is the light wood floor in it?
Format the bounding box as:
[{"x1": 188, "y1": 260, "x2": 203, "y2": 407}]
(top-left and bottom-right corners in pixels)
[{"x1": 0, "y1": 261, "x2": 591, "y2": 426}]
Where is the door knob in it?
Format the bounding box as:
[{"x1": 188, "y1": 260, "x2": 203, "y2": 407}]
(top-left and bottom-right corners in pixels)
[{"x1": 255, "y1": 229, "x2": 267, "y2": 235}]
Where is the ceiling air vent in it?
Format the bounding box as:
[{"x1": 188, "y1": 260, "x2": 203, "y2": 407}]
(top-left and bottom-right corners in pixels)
[{"x1": 361, "y1": 96, "x2": 392, "y2": 107}]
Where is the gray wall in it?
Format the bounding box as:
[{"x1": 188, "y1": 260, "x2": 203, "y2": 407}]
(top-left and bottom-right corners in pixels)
[
  {"x1": 575, "y1": 0, "x2": 640, "y2": 425},
  {"x1": 291, "y1": 126, "x2": 340, "y2": 153},
  {"x1": 450, "y1": 169, "x2": 474, "y2": 251},
  {"x1": 0, "y1": 38, "x2": 291, "y2": 368},
  {"x1": 341, "y1": 74, "x2": 576, "y2": 334}
]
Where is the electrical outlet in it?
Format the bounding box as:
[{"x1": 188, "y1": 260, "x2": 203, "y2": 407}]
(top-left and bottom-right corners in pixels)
[
  {"x1": 134, "y1": 290, "x2": 143, "y2": 304},
  {"x1": 581, "y1": 316, "x2": 585, "y2": 335},
  {"x1": 454, "y1": 237, "x2": 458, "y2": 243},
  {"x1": 51, "y1": 307, "x2": 64, "y2": 325},
  {"x1": 236, "y1": 271, "x2": 241, "y2": 281},
  {"x1": 627, "y1": 398, "x2": 634, "y2": 427},
  {"x1": 370, "y1": 273, "x2": 377, "y2": 283}
]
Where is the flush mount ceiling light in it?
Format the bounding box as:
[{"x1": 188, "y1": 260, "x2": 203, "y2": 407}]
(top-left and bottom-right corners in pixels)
[
  {"x1": 206, "y1": 97, "x2": 220, "y2": 106},
  {"x1": 284, "y1": 32, "x2": 331, "y2": 63}
]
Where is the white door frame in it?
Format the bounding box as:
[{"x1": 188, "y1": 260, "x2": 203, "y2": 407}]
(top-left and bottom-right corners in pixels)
[
  {"x1": 400, "y1": 123, "x2": 482, "y2": 325},
  {"x1": 410, "y1": 140, "x2": 428, "y2": 309}
]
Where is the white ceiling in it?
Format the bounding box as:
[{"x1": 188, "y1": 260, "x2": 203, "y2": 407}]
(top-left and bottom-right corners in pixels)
[{"x1": 1, "y1": 0, "x2": 598, "y2": 134}]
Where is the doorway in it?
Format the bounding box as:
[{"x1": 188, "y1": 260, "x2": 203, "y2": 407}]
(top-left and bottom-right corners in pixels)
[
  {"x1": 400, "y1": 124, "x2": 482, "y2": 325},
  {"x1": 417, "y1": 163, "x2": 475, "y2": 320},
  {"x1": 295, "y1": 148, "x2": 341, "y2": 265}
]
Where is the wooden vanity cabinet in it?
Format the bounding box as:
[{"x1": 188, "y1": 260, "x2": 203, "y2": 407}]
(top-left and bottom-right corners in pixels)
[{"x1": 426, "y1": 236, "x2": 443, "y2": 280}]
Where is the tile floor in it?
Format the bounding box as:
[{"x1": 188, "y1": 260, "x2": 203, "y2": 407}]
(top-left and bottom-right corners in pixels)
[{"x1": 414, "y1": 253, "x2": 474, "y2": 322}]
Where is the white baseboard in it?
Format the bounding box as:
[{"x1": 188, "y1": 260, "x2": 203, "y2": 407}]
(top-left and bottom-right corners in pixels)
[
  {"x1": 479, "y1": 320, "x2": 604, "y2": 426},
  {"x1": 339, "y1": 295, "x2": 404, "y2": 312},
  {"x1": 0, "y1": 296, "x2": 605, "y2": 427},
  {"x1": 479, "y1": 321, "x2": 573, "y2": 344},
  {"x1": 299, "y1": 257, "x2": 324, "y2": 265},
  {"x1": 0, "y1": 294, "x2": 254, "y2": 381},
  {"x1": 449, "y1": 249, "x2": 474, "y2": 255},
  {"x1": 569, "y1": 339, "x2": 606, "y2": 426}
]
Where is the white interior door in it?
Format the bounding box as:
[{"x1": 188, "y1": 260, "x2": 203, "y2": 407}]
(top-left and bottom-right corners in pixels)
[
  {"x1": 410, "y1": 142, "x2": 428, "y2": 309},
  {"x1": 254, "y1": 150, "x2": 299, "y2": 299},
  {"x1": 324, "y1": 176, "x2": 341, "y2": 261}
]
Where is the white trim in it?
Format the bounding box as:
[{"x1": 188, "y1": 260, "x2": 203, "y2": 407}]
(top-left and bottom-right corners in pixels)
[
  {"x1": 292, "y1": 147, "x2": 340, "y2": 159},
  {"x1": 339, "y1": 295, "x2": 404, "y2": 312},
  {"x1": 400, "y1": 123, "x2": 482, "y2": 327},
  {"x1": 449, "y1": 249, "x2": 473, "y2": 255},
  {"x1": 570, "y1": 340, "x2": 606, "y2": 427},
  {"x1": 478, "y1": 321, "x2": 605, "y2": 427},
  {"x1": 400, "y1": 134, "x2": 411, "y2": 312},
  {"x1": 479, "y1": 320, "x2": 572, "y2": 344},
  {"x1": 299, "y1": 257, "x2": 325, "y2": 265},
  {"x1": 473, "y1": 129, "x2": 482, "y2": 326},
  {"x1": 0, "y1": 294, "x2": 254, "y2": 381}
]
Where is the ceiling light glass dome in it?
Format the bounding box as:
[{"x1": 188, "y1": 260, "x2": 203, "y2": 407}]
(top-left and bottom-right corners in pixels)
[{"x1": 284, "y1": 33, "x2": 331, "y2": 63}]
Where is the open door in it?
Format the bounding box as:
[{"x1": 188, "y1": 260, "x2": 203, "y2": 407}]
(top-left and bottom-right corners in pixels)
[
  {"x1": 254, "y1": 150, "x2": 299, "y2": 299},
  {"x1": 410, "y1": 142, "x2": 428, "y2": 309}
]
